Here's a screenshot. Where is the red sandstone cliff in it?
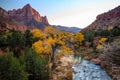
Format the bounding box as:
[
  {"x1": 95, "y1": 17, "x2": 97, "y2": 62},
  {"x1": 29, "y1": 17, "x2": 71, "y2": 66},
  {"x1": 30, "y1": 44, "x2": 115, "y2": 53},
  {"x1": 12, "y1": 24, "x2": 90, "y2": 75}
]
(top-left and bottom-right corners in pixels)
[{"x1": 0, "y1": 4, "x2": 49, "y2": 31}]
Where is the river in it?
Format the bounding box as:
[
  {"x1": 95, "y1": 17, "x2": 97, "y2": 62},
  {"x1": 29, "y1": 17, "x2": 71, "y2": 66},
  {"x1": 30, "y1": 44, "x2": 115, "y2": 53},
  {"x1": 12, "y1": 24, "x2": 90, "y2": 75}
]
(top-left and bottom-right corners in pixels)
[{"x1": 72, "y1": 59, "x2": 111, "y2": 80}]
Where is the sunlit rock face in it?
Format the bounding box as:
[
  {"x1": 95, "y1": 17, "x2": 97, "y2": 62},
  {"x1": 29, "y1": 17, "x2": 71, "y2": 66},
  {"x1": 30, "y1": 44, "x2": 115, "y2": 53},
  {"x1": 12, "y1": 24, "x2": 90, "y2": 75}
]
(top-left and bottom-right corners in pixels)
[
  {"x1": 0, "y1": 4, "x2": 49, "y2": 31},
  {"x1": 8, "y1": 4, "x2": 49, "y2": 25}
]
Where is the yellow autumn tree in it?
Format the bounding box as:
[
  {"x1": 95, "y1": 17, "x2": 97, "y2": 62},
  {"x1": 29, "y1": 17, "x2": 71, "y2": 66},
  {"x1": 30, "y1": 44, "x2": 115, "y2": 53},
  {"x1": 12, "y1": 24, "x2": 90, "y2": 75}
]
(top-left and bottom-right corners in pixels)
[
  {"x1": 96, "y1": 37, "x2": 107, "y2": 49},
  {"x1": 31, "y1": 29, "x2": 45, "y2": 39},
  {"x1": 32, "y1": 26, "x2": 74, "y2": 65},
  {"x1": 99, "y1": 37, "x2": 107, "y2": 44},
  {"x1": 74, "y1": 32, "x2": 84, "y2": 46},
  {"x1": 60, "y1": 46, "x2": 73, "y2": 55},
  {"x1": 44, "y1": 26, "x2": 60, "y2": 38},
  {"x1": 32, "y1": 40, "x2": 44, "y2": 54},
  {"x1": 32, "y1": 40, "x2": 51, "y2": 54},
  {"x1": 61, "y1": 32, "x2": 74, "y2": 43},
  {"x1": 45, "y1": 26, "x2": 73, "y2": 64}
]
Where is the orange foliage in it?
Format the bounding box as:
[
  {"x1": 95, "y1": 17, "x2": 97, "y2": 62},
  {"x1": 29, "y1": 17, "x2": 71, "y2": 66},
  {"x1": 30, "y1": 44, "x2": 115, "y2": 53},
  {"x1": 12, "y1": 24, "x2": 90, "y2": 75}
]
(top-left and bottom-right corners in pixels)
[
  {"x1": 44, "y1": 26, "x2": 60, "y2": 37},
  {"x1": 32, "y1": 26, "x2": 74, "y2": 63},
  {"x1": 99, "y1": 37, "x2": 107, "y2": 44},
  {"x1": 96, "y1": 44, "x2": 103, "y2": 49},
  {"x1": 31, "y1": 29, "x2": 45, "y2": 39},
  {"x1": 96, "y1": 37, "x2": 107, "y2": 49},
  {"x1": 60, "y1": 46, "x2": 73, "y2": 55},
  {"x1": 74, "y1": 32, "x2": 84, "y2": 45},
  {"x1": 32, "y1": 40, "x2": 51, "y2": 54}
]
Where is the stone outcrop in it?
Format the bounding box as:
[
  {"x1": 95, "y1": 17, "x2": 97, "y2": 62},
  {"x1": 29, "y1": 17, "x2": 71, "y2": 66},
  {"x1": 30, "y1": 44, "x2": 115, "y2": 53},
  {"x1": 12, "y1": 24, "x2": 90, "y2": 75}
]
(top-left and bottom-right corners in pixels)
[
  {"x1": 82, "y1": 6, "x2": 120, "y2": 32},
  {"x1": 0, "y1": 4, "x2": 49, "y2": 31},
  {"x1": 91, "y1": 58, "x2": 101, "y2": 65}
]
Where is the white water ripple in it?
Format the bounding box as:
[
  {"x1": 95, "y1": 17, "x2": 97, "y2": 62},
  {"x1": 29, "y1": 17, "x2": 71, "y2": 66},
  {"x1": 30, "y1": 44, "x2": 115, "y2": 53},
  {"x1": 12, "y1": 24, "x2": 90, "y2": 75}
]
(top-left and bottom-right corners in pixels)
[{"x1": 72, "y1": 60, "x2": 111, "y2": 80}]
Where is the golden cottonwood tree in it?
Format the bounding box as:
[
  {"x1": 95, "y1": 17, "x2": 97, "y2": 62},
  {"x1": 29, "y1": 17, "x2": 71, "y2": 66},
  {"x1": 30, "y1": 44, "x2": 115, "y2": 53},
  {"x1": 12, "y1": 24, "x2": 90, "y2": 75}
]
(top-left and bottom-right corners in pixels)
[
  {"x1": 60, "y1": 46, "x2": 73, "y2": 55},
  {"x1": 45, "y1": 26, "x2": 67, "y2": 63},
  {"x1": 32, "y1": 26, "x2": 73, "y2": 65},
  {"x1": 32, "y1": 40, "x2": 51, "y2": 54},
  {"x1": 44, "y1": 26, "x2": 60, "y2": 38},
  {"x1": 74, "y1": 32, "x2": 84, "y2": 47},
  {"x1": 32, "y1": 26, "x2": 73, "y2": 64},
  {"x1": 31, "y1": 29, "x2": 45, "y2": 39}
]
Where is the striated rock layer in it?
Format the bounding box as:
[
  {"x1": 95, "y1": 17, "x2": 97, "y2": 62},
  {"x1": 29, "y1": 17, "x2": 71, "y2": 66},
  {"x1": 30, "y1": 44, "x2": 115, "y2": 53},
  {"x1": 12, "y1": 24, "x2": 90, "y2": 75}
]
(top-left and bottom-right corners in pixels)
[{"x1": 0, "y1": 4, "x2": 49, "y2": 31}]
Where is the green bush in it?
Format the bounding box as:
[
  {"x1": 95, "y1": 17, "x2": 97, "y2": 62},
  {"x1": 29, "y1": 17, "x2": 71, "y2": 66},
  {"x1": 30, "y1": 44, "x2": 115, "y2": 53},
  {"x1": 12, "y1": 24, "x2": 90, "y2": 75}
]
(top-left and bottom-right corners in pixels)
[
  {"x1": 100, "y1": 30, "x2": 110, "y2": 37},
  {"x1": 24, "y1": 30, "x2": 33, "y2": 48},
  {"x1": 111, "y1": 27, "x2": 120, "y2": 36},
  {"x1": 0, "y1": 53, "x2": 28, "y2": 80},
  {"x1": 83, "y1": 31, "x2": 95, "y2": 42},
  {"x1": 107, "y1": 36, "x2": 113, "y2": 42},
  {"x1": 25, "y1": 49, "x2": 50, "y2": 80},
  {"x1": 0, "y1": 49, "x2": 50, "y2": 80}
]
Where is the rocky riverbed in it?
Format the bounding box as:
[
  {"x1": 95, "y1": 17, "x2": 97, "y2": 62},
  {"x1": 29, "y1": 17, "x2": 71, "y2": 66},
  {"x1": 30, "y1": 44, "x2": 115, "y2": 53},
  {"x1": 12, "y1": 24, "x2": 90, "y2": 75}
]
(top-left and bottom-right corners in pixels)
[{"x1": 72, "y1": 60, "x2": 111, "y2": 80}]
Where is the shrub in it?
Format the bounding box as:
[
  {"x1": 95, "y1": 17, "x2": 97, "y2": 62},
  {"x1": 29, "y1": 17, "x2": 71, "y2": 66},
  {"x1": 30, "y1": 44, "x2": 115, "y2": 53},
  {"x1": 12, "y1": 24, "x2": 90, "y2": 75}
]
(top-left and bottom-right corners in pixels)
[
  {"x1": 107, "y1": 36, "x2": 113, "y2": 42},
  {"x1": 25, "y1": 49, "x2": 50, "y2": 80},
  {"x1": 83, "y1": 31, "x2": 95, "y2": 42},
  {"x1": 100, "y1": 30, "x2": 110, "y2": 37},
  {"x1": 111, "y1": 27, "x2": 120, "y2": 36},
  {"x1": 0, "y1": 53, "x2": 28, "y2": 80},
  {"x1": 0, "y1": 50, "x2": 50, "y2": 80}
]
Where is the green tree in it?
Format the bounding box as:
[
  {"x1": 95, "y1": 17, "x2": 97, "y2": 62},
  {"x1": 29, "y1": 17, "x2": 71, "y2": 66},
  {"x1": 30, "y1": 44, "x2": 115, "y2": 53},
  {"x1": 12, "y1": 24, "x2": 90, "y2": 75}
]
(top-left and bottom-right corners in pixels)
[
  {"x1": 7, "y1": 30, "x2": 26, "y2": 57},
  {"x1": 0, "y1": 31, "x2": 11, "y2": 50},
  {"x1": 107, "y1": 36, "x2": 113, "y2": 42},
  {"x1": 0, "y1": 53, "x2": 28, "y2": 80},
  {"x1": 111, "y1": 27, "x2": 120, "y2": 36},
  {"x1": 24, "y1": 30, "x2": 33, "y2": 48},
  {"x1": 0, "y1": 35, "x2": 8, "y2": 48},
  {"x1": 100, "y1": 30, "x2": 110, "y2": 37},
  {"x1": 83, "y1": 31, "x2": 95, "y2": 42},
  {"x1": 25, "y1": 49, "x2": 50, "y2": 80}
]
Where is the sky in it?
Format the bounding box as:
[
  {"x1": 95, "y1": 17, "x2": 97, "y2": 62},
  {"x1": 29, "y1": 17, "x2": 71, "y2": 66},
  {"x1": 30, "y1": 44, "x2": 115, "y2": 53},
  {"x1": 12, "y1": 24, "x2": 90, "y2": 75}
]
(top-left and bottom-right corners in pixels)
[{"x1": 0, "y1": 0, "x2": 120, "y2": 28}]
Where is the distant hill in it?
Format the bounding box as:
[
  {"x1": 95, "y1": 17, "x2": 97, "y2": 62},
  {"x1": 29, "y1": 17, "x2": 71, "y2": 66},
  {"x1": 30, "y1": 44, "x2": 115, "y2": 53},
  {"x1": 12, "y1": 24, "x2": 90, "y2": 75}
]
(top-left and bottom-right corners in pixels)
[
  {"x1": 82, "y1": 6, "x2": 120, "y2": 32},
  {"x1": 55, "y1": 25, "x2": 81, "y2": 33},
  {"x1": 0, "y1": 4, "x2": 49, "y2": 31}
]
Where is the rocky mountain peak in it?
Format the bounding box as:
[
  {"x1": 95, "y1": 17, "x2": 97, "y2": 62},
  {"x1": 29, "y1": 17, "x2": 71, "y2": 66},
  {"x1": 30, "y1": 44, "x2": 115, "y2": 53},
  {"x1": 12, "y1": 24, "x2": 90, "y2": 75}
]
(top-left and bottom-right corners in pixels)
[
  {"x1": 23, "y1": 4, "x2": 31, "y2": 8},
  {"x1": 22, "y1": 3, "x2": 36, "y2": 16},
  {"x1": 0, "y1": 4, "x2": 49, "y2": 31},
  {"x1": 41, "y1": 16, "x2": 49, "y2": 25},
  {"x1": 21, "y1": 4, "x2": 49, "y2": 25},
  {"x1": 7, "y1": 4, "x2": 43, "y2": 23}
]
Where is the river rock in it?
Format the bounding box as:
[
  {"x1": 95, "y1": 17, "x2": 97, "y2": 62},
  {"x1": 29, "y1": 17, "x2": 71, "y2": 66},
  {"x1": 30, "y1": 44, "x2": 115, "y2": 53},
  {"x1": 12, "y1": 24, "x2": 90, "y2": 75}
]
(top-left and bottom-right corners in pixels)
[
  {"x1": 84, "y1": 56, "x2": 91, "y2": 60},
  {"x1": 91, "y1": 58, "x2": 101, "y2": 65}
]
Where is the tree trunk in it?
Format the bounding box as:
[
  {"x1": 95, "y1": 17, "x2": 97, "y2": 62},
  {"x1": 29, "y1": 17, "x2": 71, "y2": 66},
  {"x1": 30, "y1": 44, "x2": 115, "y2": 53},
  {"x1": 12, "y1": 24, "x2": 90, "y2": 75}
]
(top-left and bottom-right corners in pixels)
[
  {"x1": 51, "y1": 48, "x2": 55, "y2": 64},
  {"x1": 51, "y1": 46, "x2": 56, "y2": 69}
]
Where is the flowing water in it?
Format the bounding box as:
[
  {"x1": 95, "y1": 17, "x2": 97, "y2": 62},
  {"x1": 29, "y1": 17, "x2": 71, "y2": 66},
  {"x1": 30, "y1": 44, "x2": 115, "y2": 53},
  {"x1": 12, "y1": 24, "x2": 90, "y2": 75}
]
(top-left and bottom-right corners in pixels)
[{"x1": 72, "y1": 59, "x2": 111, "y2": 80}]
